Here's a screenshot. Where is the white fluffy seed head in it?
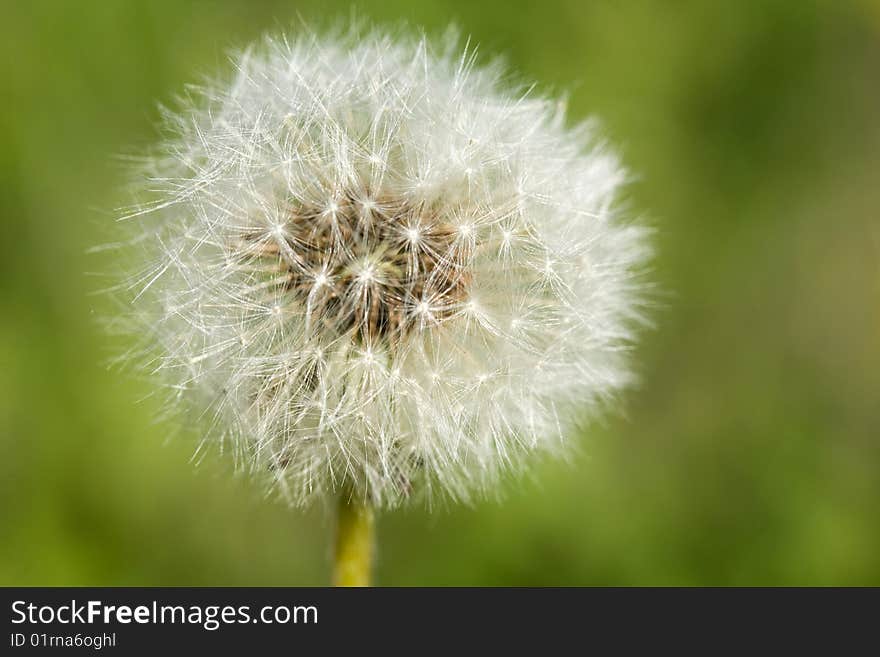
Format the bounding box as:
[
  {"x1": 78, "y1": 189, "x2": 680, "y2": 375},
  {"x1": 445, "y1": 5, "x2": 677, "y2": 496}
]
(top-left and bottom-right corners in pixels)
[{"x1": 115, "y1": 27, "x2": 652, "y2": 508}]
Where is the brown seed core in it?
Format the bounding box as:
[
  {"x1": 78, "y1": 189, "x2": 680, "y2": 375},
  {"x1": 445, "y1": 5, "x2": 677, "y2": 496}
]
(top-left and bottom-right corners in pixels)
[{"x1": 240, "y1": 193, "x2": 471, "y2": 346}]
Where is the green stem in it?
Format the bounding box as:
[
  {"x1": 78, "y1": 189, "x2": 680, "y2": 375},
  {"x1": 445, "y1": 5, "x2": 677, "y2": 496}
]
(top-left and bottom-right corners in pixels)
[{"x1": 333, "y1": 492, "x2": 375, "y2": 586}]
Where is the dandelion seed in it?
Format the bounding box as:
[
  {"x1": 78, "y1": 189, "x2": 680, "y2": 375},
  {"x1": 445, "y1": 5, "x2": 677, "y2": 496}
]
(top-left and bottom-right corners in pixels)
[{"x1": 115, "y1": 26, "x2": 651, "y2": 520}]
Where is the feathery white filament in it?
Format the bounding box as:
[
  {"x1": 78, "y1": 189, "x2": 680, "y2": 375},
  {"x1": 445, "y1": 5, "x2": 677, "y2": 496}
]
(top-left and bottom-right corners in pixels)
[{"x1": 119, "y1": 28, "x2": 651, "y2": 508}]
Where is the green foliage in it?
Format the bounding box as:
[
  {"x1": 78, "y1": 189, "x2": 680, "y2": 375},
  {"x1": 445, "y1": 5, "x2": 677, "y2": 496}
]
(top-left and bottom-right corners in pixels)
[{"x1": 1, "y1": 0, "x2": 878, "y2": 585}]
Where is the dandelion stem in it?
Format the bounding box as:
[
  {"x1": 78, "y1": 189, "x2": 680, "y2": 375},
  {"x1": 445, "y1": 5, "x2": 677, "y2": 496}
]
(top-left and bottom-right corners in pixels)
[{"x1": 333, "y1": 492, "x2": 375, "y2": 586}]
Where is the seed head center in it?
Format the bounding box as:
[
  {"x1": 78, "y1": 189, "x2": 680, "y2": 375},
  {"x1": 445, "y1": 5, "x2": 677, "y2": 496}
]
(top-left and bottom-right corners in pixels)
[{"x1": 242, "y1": 193, "x2": 471, "y2": 345}]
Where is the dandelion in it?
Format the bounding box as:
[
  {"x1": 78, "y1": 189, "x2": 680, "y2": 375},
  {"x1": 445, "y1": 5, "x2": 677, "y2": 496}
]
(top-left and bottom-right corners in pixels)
[{"x1": 114, "y1": 26, "x2": 651, "y2": 585}]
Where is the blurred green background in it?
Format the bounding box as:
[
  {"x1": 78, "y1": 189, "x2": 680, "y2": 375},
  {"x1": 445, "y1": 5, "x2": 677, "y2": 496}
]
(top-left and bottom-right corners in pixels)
[{"x1": 2, "y1": 0, "x2": 878, "y2": 586}]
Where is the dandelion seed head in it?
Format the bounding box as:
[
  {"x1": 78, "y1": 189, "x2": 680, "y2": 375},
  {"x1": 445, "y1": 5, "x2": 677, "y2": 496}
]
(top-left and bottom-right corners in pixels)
[{"x1": 117, "y1": 26, "x2": 652, "y2": 508}]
